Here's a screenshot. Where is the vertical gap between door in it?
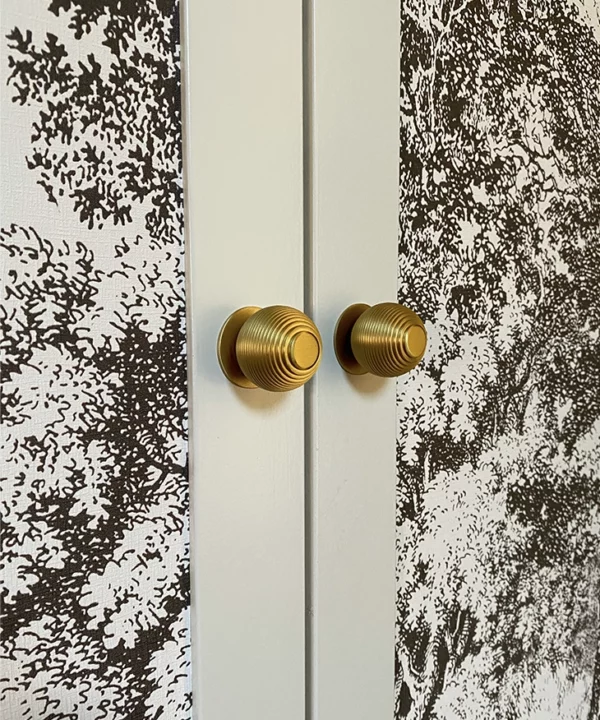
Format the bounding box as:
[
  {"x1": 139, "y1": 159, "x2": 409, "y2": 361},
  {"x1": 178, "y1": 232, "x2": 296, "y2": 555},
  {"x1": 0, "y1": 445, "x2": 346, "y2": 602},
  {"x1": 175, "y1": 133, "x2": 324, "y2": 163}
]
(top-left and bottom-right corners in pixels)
[{"x1": 302, "y1": 0, "x2": 315, "y2": 717}]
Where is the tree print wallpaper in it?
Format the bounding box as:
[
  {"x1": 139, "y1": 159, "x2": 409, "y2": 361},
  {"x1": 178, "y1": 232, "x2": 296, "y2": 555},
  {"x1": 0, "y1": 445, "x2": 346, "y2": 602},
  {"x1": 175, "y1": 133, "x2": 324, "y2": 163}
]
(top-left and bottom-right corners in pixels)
[
  {"x1": 396, "y1": 1, "x2": 600, "y2": 718},
  {"x1": 0, "y1": 1, "x2": 191, "y2": 718}
]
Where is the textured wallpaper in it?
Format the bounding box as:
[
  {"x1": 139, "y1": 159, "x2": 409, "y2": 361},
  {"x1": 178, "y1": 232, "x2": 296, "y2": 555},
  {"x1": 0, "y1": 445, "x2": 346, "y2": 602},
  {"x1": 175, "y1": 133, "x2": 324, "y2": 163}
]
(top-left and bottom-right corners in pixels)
[
  {"x1": 0, "y1": 1, "x2": 191, "y2": 718},
  {"x1": 395, "y1": 2, "x2": 600, "y2": 718}
]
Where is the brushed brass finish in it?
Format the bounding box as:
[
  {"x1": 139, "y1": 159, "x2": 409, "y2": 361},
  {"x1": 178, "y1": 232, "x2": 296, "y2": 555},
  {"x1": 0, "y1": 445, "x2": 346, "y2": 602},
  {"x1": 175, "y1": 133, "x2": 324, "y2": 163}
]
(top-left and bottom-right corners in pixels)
[
  {"x1": 334, "y1": 302, "x2": 427, "y2": 377},
  {"x1": 290, "y1": 332, "x2": 320, "y2": 370},
  {"x1": 333, "y1": 303, "x2": 371, "y2": 375},
  {"x1": 217, "y1": 306, "x2": 262, "y2": 389},
  {"x1": 218, "y1": 306, "x2": 322, "y2": 391}
]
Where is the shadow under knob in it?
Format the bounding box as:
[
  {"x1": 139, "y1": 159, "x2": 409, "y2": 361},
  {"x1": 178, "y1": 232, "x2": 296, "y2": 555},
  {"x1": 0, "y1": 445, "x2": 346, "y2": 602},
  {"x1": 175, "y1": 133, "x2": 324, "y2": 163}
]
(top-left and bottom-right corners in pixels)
[
  {"x1": 218, "y1": 306, "x2": 322, "y2": 391},
  {"x1": 334, "y1": 302, "x2": 427, "y2": 377}
]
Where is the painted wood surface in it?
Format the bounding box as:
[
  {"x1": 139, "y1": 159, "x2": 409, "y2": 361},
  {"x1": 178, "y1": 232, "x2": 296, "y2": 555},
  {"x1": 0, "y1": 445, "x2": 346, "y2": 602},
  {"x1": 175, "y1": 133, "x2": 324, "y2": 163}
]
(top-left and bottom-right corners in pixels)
[
  {"x1": 184, "y1": 1, "x2": 306, "y2": 718},
  {"x1": 305, "y1": 1, "x2": 399, "y2": 718}
]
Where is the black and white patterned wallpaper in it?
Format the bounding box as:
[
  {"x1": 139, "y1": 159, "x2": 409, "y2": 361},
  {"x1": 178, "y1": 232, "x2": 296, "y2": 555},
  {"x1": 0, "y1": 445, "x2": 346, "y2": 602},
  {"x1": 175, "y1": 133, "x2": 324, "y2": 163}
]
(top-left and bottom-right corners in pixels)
[
  {"x1": 0, "y1": 1, "x2": 190, "y2": 718},
  {"x1": 396, "y1": 2, "x2": 600, "y2": 718}
]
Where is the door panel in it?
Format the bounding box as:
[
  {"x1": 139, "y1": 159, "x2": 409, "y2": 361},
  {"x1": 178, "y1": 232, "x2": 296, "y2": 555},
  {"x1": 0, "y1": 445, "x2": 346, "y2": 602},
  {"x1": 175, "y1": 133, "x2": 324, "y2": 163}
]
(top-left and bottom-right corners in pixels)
[
  {"x1": 184, "y1": 1, "x2": 306, "y2": 718},
  {"x1": 306, "y1": 2, "x2": 399, "y2": 718},
  {"x1": 396, "y1": 3, "x2": 600, "y2": 718}
]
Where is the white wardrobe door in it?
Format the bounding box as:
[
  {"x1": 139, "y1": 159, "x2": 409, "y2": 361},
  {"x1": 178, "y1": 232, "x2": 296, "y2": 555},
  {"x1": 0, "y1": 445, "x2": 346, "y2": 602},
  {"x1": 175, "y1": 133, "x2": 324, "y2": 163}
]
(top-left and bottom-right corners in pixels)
[
  {"x1": 183, "y1": 2, "x2": 305, "y2": 718},
  {"x1": 306, "y1": 1, "x2": 399, "y2": 718}
]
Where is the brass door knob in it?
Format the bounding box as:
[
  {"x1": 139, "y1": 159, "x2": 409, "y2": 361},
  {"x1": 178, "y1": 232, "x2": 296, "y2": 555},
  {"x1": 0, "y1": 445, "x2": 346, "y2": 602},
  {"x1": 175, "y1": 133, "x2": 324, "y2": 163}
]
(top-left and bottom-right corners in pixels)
[
  {"x1": 334, "y1": 303, "x2": 427, "y2": 376},
  {"x1": 218, "y1": 306, "x2": 322, "y2": 391}
]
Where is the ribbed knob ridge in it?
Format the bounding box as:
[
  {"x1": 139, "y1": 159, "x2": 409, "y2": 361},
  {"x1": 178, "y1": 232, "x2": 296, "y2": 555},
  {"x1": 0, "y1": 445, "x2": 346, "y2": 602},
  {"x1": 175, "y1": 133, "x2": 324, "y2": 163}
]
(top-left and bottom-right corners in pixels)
[
  {"x1": 218, "y1": 306, "x2": 322, "y2": 391},
  {"x1": 334, "y1": 303, "x2": 427, "y2": 377}
]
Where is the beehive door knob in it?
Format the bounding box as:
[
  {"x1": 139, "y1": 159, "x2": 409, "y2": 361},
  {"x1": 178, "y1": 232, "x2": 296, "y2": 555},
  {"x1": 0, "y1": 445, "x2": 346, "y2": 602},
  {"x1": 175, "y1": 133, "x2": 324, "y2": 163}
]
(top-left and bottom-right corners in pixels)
[
  {"x1": 218, "y1": 306, "x2": 322, "y2": 391},
  {"x1": 334, "y1": 302, "x2": 427, "y2": 376}
]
